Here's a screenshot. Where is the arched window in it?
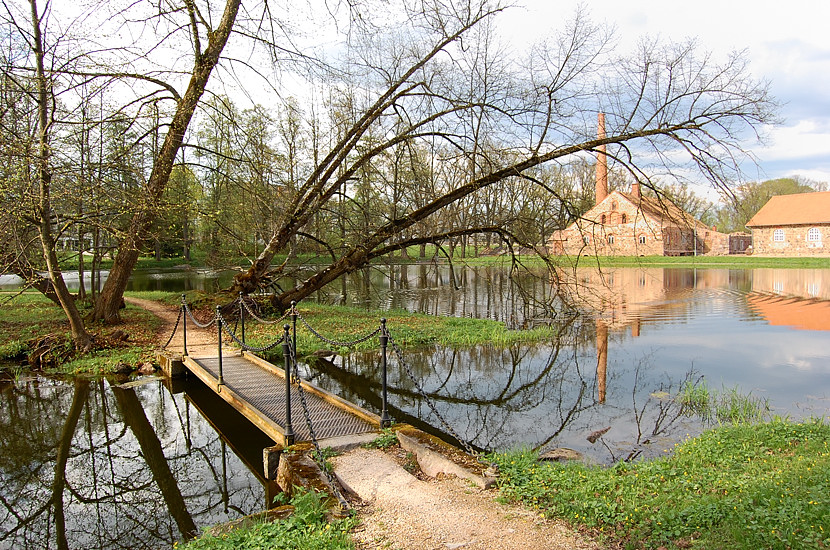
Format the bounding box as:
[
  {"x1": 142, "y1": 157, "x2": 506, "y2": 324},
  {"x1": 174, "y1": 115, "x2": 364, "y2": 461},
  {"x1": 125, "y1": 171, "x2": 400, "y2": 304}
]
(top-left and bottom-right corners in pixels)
[
  {"x1": 807, "y1": 227, "x2": 821, "y2": 242},
  {"x1": 611, "y1": 201, "x2": 618, "y2": 211},
  {"x1": 621, "y1": 213, "x2": 627, "y2": 224},
  {"x1": 607, "y1": 235, "x2": 615, "y2": 244},
  {"x1": 773, "y1": 229, "x2": 785, "y2": 242},
  {"x1": 639, "y1": 235, "x2": 647, "y2": 244},
  {"x1": 583, "y1": 235, "x2": 591, "y2": 244},
  {"x1": 600, "y1": 214, "x2": 606, "y2": 224}
]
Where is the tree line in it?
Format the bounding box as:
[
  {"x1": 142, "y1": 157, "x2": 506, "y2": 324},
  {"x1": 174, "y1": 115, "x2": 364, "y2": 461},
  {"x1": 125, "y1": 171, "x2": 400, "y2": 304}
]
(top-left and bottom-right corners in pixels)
[{"x1": 1, "y1": 0, "x2": 778, "y2": 350}]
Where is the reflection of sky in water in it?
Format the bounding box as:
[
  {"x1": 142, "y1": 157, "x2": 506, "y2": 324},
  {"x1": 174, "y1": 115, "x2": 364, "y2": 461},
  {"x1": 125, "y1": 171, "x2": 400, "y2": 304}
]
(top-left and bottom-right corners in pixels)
[
  {"x1": 316, "y1": 268, "x2": 830, "y2": 463},
  {"x1": 617, "y1": 298, "x2": 829, "y2": 414}
]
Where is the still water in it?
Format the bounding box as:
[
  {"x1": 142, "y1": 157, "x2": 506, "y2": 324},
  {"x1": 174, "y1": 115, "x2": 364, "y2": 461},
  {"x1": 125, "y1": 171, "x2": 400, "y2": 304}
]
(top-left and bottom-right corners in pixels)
[{"x1": 2, "y1": 265, "x2": 830, "y2": 548}]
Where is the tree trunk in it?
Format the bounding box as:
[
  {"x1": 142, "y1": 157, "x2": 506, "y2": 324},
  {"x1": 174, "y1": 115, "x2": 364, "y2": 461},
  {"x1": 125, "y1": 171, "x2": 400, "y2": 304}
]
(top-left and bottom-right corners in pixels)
[
  {"x1": 91, "y1": 0, "x2": 242, "y2": 323},
  {"x1": 30, "y1": 0, "x2": 91, "y2": 349}
]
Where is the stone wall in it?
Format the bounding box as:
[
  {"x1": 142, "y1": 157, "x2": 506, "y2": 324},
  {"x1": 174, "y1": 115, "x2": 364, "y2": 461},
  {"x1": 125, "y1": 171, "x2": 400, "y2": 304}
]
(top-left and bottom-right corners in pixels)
[{"x1": 751, "y1": 226, "x2": 829, "y2": 256}]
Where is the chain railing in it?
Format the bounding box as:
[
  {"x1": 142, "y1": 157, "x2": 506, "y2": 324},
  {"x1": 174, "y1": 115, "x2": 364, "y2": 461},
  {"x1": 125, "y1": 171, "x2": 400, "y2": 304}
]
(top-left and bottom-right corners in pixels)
[
  {"x1": 159, "y1": 292, "x2": 496, "y2": 502},
  {"x1": 286, "y1": 332, "x2": 351, "y2": 512},
  {"x1": 384, "y1": 323, "x2": 499, "y2": 475}
]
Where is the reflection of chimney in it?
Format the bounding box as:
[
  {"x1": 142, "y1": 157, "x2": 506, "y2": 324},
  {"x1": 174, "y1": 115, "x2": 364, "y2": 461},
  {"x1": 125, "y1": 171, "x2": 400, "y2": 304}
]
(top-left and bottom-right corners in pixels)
[
  {"x1": 631, "y1": 181, "x2": 641, "y2": 200},
  {"x1": 596, "y1": 113, "x2": 608, "y2": 205},
  {"x1": 596, "y1": 319, "x2": 608, "y2": 404}
]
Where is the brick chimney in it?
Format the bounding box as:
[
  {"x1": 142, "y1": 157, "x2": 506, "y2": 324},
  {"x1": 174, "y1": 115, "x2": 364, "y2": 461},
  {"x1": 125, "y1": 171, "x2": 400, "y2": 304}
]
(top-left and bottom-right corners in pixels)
[
  {"x1": 595, "y1": 112, "x2": 608, "y2": 205},
  {"x1": 631, "y1": 181, "x2": 641, "y2": 200}
]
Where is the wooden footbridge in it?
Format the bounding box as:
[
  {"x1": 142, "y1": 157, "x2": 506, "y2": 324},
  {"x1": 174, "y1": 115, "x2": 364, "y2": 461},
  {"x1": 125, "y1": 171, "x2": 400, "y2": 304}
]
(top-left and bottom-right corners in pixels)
[
  {"x1": 181, "y1": 351, "x2": 379, "y2": 447},
  {"x1": 160, "y1": 297, "x2": 391, "y2": 449}
]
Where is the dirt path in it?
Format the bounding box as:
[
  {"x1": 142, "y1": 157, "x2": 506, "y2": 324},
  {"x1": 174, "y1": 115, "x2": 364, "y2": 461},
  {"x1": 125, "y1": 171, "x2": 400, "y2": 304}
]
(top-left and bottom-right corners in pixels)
[
  {"x1": 335, "y1": 448, "x2": 600, "y2": 550},
  {"x1": 125, "y1": 296, "x2": 219, "y2": 357},
  {"x1": 129, "y1": 297, "x2": 601, "y2": 550}
]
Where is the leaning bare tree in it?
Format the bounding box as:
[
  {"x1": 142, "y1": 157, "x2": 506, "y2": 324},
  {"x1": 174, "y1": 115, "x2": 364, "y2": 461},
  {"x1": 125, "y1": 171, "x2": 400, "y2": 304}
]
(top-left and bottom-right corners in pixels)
[{"x1": 230, "y1": 3, "x2": 776, "y2": 309}]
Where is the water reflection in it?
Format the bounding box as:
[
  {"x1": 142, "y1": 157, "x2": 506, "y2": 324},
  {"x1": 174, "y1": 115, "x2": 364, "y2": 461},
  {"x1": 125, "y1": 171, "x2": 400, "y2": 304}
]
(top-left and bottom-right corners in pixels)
[
  {"x1": 0, "y1": 377, "x2": 268, "y2": 549},
  {"x1": 295, "y1": 266, "x2": 830, "y2": 465}
]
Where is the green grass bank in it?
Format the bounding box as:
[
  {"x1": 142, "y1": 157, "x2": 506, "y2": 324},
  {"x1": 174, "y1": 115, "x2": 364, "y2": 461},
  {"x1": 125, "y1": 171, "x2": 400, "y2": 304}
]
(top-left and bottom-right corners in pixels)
[{"x1": 493, "y1": 418, "x2": 830, "y2": 550}]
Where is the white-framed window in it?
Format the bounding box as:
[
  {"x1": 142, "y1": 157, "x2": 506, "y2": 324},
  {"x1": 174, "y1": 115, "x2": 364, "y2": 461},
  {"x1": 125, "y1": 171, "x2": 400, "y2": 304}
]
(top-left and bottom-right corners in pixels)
[
  {"x1": 583, "y1": 235, "x2": 590, "y2": 244},
  {"x1": 639, "y1": 235, "x2": 647, "y2": 244},
  {"x1": 607, "y1": 235, "x2": 615, "y2": 244},
  {"x1": 773, "y1": 229, "x2": 785, "y2": 242},
  {"x1": 807, "y1": 227, "x2": 821, "y2": 242}
]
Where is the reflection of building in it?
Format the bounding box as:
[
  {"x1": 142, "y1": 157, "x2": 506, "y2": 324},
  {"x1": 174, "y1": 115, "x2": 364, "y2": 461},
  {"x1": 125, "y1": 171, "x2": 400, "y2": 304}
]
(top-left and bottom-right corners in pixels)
[
  {"x1": 746, "y1": 192, "x2": 830, "y2": 256},
  {"x1": 747, "y1": 268, "x2": 830, "y2": 331},
  {"x1": 751, "y1": 269, "x2": 830, "y2": 300},
  {"x1": 746, "y1": 295, "x2": 830, "y2": 331},
  {"x1": 560, "y1": 267, "x2": 731, "y2": 329},
  {"x1": 548, "y1": 113, "x2": 732, "y2": 257}
]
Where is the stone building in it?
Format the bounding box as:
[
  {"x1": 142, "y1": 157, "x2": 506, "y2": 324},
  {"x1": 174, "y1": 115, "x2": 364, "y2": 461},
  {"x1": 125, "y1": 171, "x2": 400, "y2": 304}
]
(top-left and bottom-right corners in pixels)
[
  {"x1": 547, "y1": 113, "x2": 730, "y2": 257},
  {"x1": 745, "y1": 192, "x2": 830, "y2": 256}
]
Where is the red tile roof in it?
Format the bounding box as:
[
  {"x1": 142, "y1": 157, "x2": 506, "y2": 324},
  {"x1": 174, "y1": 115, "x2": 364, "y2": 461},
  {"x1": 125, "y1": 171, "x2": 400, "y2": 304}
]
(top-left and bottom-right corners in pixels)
[{"x1": 746, "y1": 192, "x2": 830, "y2": 227}]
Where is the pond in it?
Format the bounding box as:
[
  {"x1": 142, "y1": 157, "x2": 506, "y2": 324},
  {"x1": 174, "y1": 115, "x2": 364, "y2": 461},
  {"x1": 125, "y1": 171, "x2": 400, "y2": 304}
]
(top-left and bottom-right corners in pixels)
[
  {"x1": 0, "y1": 375, "x2": 277, "y2": 549},
  {"x1": 2, "y1": 264, "x2": 830, "y2": 548},
  {"x1": 298, "y1": 266, "x2": 830, "y2": 462}
]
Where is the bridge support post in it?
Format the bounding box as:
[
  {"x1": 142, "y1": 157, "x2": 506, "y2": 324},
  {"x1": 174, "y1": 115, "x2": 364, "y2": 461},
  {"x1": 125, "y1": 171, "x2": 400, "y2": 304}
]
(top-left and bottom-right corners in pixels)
[
  {"x1": 239, "y1": 291, "x2": 246, "y2": 346},
  {"x1": 181, "y1": 294, "x2": 188, "y2": 357},
  {"x1": 282, "y1": 324, "x2": 295, "y2": 445},
  {"x1": 380, "y1": 318, "x2": 391, "y2": 428},
  {"x1": 291, "y1": 301, "x2": 297, "y2": 380},
  {"x1": 217, "y1": 305, "x2": 224, "y2": 386}
]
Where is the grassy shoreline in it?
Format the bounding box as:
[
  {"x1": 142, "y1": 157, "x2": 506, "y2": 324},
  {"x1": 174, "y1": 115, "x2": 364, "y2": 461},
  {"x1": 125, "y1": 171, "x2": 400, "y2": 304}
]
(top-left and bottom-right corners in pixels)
[
  {"x1": 0, "y1": 292, "x2": 556, "y2": 375},
  {"x1": 50, "y1": 250, "x2": 830, "y2": 273},
  {"x1": 493, "y1": 418, "x2": 830, "y2": 550}
]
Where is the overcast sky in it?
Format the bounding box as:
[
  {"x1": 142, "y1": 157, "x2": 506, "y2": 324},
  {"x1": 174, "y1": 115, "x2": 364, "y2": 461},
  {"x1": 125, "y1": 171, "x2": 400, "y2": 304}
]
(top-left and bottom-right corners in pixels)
[{"x1": 499, "y1": 0, "x2": 830, "y2": 188}]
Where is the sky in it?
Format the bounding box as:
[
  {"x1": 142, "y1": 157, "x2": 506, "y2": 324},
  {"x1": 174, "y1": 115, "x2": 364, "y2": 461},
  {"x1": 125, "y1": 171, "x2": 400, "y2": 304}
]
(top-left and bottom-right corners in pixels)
[{"x1": 499, "y1": 0, "x2": 830, "y2": 190}]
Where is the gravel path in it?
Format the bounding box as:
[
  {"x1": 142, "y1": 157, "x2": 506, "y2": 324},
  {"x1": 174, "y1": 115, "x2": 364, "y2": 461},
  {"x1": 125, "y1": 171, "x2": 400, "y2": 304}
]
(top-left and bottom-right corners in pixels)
[{"x1": 335, "y1": 448, "x2": 601, "y2": 550}]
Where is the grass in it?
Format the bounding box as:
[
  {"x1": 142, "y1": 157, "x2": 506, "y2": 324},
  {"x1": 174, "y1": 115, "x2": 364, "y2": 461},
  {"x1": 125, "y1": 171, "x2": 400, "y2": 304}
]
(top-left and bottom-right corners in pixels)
[
  {"x1": 677, "y1": 379, "x2": 771, "y2": 424},
  {"x1": 493, "y1": 418, "x2": 830, "y2": 550},
  {"x1": 240, "y1": 302, "x2": 558, "y2": 358},
  {"x1": 180, "y1": 489, "x2": 356, "y2": 550},
  {"x1": 0, "y1": 291, "x2": 162, "y2": 375},
  {"x1": 362, "y1": 428, "x2": 399, "y2": 449}
]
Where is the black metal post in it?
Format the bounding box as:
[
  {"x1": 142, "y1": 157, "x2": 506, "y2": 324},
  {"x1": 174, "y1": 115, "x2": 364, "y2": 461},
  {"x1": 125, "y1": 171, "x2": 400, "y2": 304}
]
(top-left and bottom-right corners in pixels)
[
  {"x1": 239, "y1": 291, "x2": 246, "y2": 347},
  {"x1": 216, "y1": 305, "x2": 224, "y2": 386},
  {"x1": 380, "y1": 318, "x2": 391, "y2": 428},
  {"x1": 181, "y1": 294, "x2": 188, "y2": 357},
  {"x1": 282, "y1": 324, "x2": 295, "y2": 445},
  {"x1": 291, "y1": 301, "x2": 297, "y2": 383}
]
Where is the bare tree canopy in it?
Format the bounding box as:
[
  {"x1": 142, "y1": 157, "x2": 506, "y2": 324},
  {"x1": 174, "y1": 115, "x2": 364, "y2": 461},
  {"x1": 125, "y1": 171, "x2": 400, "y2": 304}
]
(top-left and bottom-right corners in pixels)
[{"x1": 0, "y1": 0, "x2": 778, "y2": 332}]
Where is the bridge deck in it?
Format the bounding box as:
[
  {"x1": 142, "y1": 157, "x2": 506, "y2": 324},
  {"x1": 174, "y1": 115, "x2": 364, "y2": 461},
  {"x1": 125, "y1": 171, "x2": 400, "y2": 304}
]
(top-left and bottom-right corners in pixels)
[{"x1": 182, "y1": 352, "x2": 379, "y2": 446}]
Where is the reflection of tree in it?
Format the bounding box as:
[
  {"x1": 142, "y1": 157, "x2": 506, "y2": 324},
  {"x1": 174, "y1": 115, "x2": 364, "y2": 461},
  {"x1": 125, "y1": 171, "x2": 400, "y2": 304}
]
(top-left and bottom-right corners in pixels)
[
  {"x1": 0, "y1": 379, "x2": 263, "y2": 549},
  {"x1": 112, "y1": 387, "x2": 197, "y2": 539},
  {"x1": 53, "y1": 379, "x2": 90, "y2": 550},
  {"x1": 305, "y1": 312, "x2": 706, "y2": 463}
]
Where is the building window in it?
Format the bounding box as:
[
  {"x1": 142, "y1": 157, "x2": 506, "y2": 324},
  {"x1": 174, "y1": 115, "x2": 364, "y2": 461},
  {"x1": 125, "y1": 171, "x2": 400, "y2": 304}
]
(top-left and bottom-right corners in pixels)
[
  {"x1": 583, "y1": 235, "x2": 590, "y2": 244},
  {"x1": 607, "y1": 235, "x2": 615, "y2": 244},
  {"x1": 621, "y1": 213, "x2": 627, "y2": 224},
  {"x1": 611, "y1": 201, "x2": 618, "y2": 211},
  {"x1": 639, "y1": 235, "x2": 647, "y2": 244},
  {"x1": 807, "y1": 227, "x2": 821, "y2": 242},
  {"x1": 773, "y1": 229, "x2": 785, "y2": 242},
  {"x1": 600, "y1": 214, "x2": 606, "y2": 224}
]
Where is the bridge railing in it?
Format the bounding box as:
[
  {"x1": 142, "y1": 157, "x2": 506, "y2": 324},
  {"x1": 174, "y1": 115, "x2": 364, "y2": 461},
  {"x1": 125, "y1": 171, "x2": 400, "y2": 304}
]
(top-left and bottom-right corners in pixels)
[
  {"x1": 165, "y1": 295, "x2": 393, "y2": 435},
  {"x1": 163, "y1": 292, "x2": 497, "y2": 508}
]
